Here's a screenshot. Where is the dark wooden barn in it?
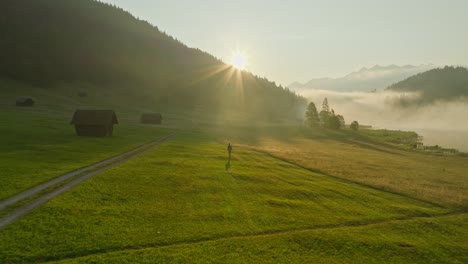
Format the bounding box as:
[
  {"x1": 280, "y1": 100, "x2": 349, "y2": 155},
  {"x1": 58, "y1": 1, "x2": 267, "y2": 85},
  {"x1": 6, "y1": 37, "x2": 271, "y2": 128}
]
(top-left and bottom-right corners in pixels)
[
  {"x1": 77, "y1": 91, "x2": 87, "y2": 97},
  {"x1": 71, "y1": 110, "x2": 118, "y2": 137},
  {"x1": 16, "y1": 97, "x2": 35, "y2": 107},
  {"x1": 141, "y1": 113, "x2": 162, "y2": 124}
]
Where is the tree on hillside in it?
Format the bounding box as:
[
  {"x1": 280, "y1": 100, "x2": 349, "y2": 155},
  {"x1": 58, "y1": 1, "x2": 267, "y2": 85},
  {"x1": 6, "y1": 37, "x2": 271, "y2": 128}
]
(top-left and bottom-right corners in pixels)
[
  {"x1": 350, "y1": 120, "x2": 359, "y2": 131},
  {"x1": 325, "y1": 115, "x2": 341, "y2": 129},
  {"x1": 322, "y1": 98, "x2": 330, "y2": 113},
  {"x1": 386, "y1": 66, "x2": 468, "y2": 105},
  {"x1": 319, "y1": 98, "x2": 330, "y2": 125},
  {"x1": 336, "y1": 115, "x2": 345, "y2": 128},
  {"x1": 305, "y1": 102, "x2": 320, "y2": 126},
  {"x1": 317, "y1": 98, "x2": 345, "y2": 129},
  {"x1": 319, "y1": 110, "x2": 328, "y2": 125}
]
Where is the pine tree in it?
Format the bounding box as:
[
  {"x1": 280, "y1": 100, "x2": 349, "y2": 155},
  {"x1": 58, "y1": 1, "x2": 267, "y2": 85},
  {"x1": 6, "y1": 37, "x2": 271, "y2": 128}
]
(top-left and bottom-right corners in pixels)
[
  {"x1": 319, "y1": 98, "x2": 330, "y2": 125},
  {"x1": 336, "y1": 114, "x2": 345, "y2": 128},
  {"x1": 322, "y1": 98, "x2": 330, "y2": 113},
  {"x1": 305, "y1": 102, "x2": 319, "y2": 126},
  {"x1": 350, "y1": 121, "x2": 359, "y2": 131},
  {"x1": 325, "y1": 115, "x2": 341, "y2": 129}
]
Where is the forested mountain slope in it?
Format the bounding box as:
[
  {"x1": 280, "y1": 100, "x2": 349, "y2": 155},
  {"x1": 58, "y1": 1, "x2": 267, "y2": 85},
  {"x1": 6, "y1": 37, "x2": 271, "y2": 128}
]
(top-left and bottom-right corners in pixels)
[
  {"x1": 387, "y1": 66, "x2": 468, "y2": 104},
  {"x1": 0, "y1": 0, "x2": 306, "y2": 120}
]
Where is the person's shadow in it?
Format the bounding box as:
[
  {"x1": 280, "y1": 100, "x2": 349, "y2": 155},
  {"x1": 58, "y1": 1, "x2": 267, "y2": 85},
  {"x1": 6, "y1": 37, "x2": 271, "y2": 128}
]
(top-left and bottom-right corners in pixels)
[{"x1": 225, "y1": 154, "x2": 231, "y2": 171}]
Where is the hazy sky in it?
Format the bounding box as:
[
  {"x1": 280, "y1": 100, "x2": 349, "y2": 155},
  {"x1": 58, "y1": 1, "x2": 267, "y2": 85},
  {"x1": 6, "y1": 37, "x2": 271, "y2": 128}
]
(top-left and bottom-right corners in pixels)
[{"x1": 101, "y1": 0, "x2": 468, "y2": 86}]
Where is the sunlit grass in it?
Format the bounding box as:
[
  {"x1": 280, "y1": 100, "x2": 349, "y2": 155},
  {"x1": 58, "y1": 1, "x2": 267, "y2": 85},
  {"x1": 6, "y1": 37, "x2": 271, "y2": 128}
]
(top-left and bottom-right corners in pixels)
[
  {"x1": 209, "y1": 125, "x2": 468, "y2": 208},
  {"x1": 51, "y1": 213, "x2": 468, "y2": 264},
  {"x1": 0, "y1": 106, "x2": 172, "y2": 200},
  {"x1": 1, "y1": 79, "x2": 466, "y2": 263},
  {"x1": 0, "y1": 132, "x2": 447, "y2": 262}
]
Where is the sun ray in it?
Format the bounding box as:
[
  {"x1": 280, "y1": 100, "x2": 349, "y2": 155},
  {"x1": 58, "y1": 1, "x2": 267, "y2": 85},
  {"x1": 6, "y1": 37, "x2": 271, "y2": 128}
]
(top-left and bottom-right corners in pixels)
[
  {"x1": 179, "y1": 48, "x2": 250, "y2": 123},
  {"x1": 189, "y1": 64, "x2": 231, "y2": 86},
  {"x1": 220, "y1": 66, "x2": 237, "y2": 88},
  {"x1": 234, "y1": 67, "x2": 245, "y2": 105}
]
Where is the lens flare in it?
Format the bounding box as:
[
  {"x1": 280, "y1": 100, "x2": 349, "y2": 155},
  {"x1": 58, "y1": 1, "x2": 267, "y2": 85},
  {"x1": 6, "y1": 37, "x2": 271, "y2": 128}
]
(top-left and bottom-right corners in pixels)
[{"x1": 229, "y1": 50, "x2": 248, "y2": 70}]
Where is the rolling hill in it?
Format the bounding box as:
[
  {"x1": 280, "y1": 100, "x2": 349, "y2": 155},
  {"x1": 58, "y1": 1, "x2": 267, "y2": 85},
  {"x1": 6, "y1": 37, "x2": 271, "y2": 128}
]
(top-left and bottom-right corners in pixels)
[
  {"x1": 289, "y1": 64, "x2": 434, "y2": 92},
  {"x1": 386, "y1": 66, "x2": 468, "y2": 105},
  {"x1": 0, "y1": 0, "x2": 306, "y2": 121}
]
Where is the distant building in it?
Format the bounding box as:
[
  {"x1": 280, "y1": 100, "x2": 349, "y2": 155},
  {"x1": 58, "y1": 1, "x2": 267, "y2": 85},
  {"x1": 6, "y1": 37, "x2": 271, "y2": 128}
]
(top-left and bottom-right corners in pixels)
[
  {"x1": 16, "y1": 97, "x2": 35, "y2": 107},
  {"x1": 71, "y1": 110, "x2": 118, "y2": 137},
  {"x1": 416, "y1": 142, "x2": 424, "y2": 150},
  {"x1": 77, "y1": 91, "x2": 87, "y2": 97},
  {"x1": 140, "y1": 113, "x2": 162, "y2": 124}
]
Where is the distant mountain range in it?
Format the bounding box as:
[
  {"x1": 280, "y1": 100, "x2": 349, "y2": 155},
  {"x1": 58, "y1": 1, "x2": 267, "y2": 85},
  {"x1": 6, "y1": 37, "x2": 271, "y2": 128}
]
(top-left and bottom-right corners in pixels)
[
  {"x1": 289, "y1": 64, "x2": 435, "y2": 92},
  {"x1": 386, "y1": 66, "x2": 468, "y2": 105}
]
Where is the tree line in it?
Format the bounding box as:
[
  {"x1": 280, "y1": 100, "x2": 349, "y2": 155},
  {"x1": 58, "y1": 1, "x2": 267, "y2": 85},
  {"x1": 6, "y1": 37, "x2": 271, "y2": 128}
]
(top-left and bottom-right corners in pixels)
[
  {"x1": 305, "y1": 98, "x2": 359, "y2": 131},
  {"x1": 386, "y1": 66, "x2": 468, "y2": 105}
]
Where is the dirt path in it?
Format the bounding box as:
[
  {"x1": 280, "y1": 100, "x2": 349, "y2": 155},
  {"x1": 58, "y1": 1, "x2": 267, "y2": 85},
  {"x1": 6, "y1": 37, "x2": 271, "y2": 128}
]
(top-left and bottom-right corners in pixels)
[{"x1": 0, "y1": 132, "x2": 176, "y2": 230}]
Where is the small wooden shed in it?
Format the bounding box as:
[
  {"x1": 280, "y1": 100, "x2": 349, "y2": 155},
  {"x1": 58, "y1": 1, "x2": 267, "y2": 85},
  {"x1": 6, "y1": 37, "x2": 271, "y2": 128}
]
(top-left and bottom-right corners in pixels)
[
  {"x1": 70, "y1": 110, "x2": 118, "y2": 137},
  {"x1": 77, "y1": 91, "x2": 87, "y2": 97},
  {"x1": 141, "y1": 113, "x2": 162, "y2": 124},
  {"x1": 16, "y1": 97, "x2": 35, "y2": 107}
]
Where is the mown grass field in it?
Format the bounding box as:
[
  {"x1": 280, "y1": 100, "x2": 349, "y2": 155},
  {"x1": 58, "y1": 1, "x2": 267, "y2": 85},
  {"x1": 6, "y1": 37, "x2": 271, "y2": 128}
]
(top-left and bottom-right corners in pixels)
[
  {"x1": 1, "y1": 80, "x2": 467, "y2": 263},
  {"x1": 0, "y1": 81, "x2": 174, "y2": 200},
  {"x1": 0, "y1": 109, "x2": 172, "y2": 200},
  {"x1": 1, "y1": 132, "x2": 465, "y2": 263},
  {"x1": 208, "y1": 124, "x2": 468, "y2": 209},
  {"x1": 50, "y1": 214, "x2": 468, "y2": 264}
]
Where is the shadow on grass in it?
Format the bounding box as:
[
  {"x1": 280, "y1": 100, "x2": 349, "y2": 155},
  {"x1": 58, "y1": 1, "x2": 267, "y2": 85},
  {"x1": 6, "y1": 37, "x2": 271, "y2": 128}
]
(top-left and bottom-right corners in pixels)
[{"x1": 225, "y1": 156, "x2": 231, "y2": 171}]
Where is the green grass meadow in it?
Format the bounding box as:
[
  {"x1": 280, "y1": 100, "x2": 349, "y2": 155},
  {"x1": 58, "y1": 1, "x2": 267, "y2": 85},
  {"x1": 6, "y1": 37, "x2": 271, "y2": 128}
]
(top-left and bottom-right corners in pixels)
[
  {"x1": 0, "y1": 109, "x2": 172, "y2": 200},
  {"x1": 0, "y1": 81, "x2": 173, "y2": 200},
  {"x1": 50, "y1": 213, "x2": 468, "y2": 264},
  {"x1": 1, "y1": 81, "x2": 467, "y2": 263},
  {"x1": 1, "y1": 132, "x2": 464, "y2": 263},
  {"x1": 206, "y1": 124, "x2": 468, "y2": 209}
]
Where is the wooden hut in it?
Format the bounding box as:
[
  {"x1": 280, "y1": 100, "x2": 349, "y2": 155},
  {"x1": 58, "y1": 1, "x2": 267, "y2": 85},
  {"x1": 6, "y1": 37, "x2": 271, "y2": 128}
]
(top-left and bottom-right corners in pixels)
[
  {"x1": 77, "y1": 91, "x2": 87, "y2": 97},
  {"x1": 140, "y1": 113, "x2": 162, "y2": 124},
  {"x1": 16, "y1": 97, "x2": 34, "y2": 107},
  {"x1": 71, "y1": 110, "x2": 118, "y2": 137}
]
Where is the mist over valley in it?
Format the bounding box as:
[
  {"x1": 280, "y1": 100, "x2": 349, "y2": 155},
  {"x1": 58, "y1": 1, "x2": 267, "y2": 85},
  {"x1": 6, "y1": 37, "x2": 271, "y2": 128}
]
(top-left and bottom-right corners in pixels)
[
  {"x1": 292, "y1": 66, "x2": 468, "y2": 152},
  {"x1": 299, "y1": 88, "x2": 468, "y2": 151}
]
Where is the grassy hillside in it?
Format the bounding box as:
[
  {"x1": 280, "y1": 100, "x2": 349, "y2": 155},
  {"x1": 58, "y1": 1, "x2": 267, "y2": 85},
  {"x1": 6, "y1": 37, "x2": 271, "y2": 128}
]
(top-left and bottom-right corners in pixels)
[
  {"x1": 1, "y1": 1, "x2": 467, "y2": 262},
  {"x1": 0, "y1": 110, "x2": 171, "y2": 200},
  {"x1": 0, "y1": 80, "x2": 175, "y2": 200},
  {"x1": 208, "y1": 125, "x2": 468, "y2": 208},
  {"x1": 51, "y1": 214, "x2": 467, "y2": 264},
  {"x1": 1, "y1": 84, "x2": 467, "y2": 262},
  {"x1": 1, "y1": 132, "x2": 459, "y2": 263},
  {"x1": 0, "y1": 0, "x2": 306, "y2": 120},
  {"x1": 387, "y1": 66, "x2": 468, "y2": 105}
]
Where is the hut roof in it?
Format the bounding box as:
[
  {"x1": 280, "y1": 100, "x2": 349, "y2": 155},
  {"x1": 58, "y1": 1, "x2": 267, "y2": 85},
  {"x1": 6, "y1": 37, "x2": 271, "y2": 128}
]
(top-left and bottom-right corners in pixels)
[
  {"x1": 141, "y1": 113, "x2": 162, "y2": 117},
  {"x1": 16, "y1": 97, "x2": 34, "y2": 103},
  {"x1": 71, "y1": 110, "x2": 118, "y2": 125}
]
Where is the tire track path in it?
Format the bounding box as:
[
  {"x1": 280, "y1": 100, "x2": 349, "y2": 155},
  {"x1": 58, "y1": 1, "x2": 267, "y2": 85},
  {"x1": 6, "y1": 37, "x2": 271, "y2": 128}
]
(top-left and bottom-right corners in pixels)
[{"x1": 0, "y1": 132, "x2": 176, "y2": 230}]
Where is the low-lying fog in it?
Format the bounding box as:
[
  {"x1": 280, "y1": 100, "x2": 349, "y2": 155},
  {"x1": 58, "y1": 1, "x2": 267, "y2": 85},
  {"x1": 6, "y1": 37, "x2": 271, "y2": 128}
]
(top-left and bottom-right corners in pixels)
[{"x1": 302, "y1": 89, "x2": 468, "y2": 152}]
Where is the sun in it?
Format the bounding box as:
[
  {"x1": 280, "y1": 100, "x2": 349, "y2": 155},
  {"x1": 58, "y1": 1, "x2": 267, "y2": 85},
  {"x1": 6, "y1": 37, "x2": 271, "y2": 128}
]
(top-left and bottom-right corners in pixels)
[{"x1": 229, "y1": 50, "x2": 248, "y2": 70}]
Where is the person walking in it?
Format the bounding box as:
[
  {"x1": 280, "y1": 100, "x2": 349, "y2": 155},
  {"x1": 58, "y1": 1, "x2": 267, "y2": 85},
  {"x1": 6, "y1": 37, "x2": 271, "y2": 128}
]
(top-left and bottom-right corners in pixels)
[{"x1": 227, "y1": 143, "x2": 233, "y2": 159}]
